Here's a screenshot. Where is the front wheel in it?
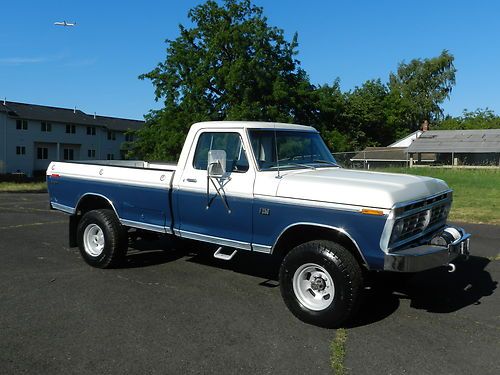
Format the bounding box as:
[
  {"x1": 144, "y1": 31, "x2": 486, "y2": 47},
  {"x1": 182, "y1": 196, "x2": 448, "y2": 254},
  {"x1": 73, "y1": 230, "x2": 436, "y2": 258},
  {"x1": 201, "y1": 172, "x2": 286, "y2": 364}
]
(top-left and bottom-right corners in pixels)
[
  {"x1": 279, "y1": 240, "x2": 363, "y2": 328},
  {"x1": 77, "y1": 209, "x2": 127, "y2": 268}
]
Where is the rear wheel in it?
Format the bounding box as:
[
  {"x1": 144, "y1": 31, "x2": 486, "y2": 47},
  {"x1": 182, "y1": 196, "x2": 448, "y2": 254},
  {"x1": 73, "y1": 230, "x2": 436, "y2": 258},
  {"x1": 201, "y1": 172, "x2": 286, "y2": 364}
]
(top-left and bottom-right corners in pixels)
[
  {"x1": 77, "y1": 209, "x2": 127, "y2": 268},
  {"x1": 279, "y1": 240, "x2": 363, "y2": 328}
]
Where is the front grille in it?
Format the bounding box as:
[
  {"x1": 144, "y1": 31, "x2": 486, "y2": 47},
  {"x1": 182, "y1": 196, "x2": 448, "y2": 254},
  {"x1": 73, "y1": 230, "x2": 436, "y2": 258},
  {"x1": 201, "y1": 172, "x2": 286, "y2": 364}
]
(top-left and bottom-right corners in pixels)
[
  {"x1": 390, "y1": 192, "x2": 451, "y2": 247},
  {"x1": 429, "y1": 203, "x2": 449, "y2": 226},
  {"x1": 398, "y1": 192, "x2": 449, "y2": 213},
  {"x1": 395, "y1": 211, "x2": 430, "y2": 242}
]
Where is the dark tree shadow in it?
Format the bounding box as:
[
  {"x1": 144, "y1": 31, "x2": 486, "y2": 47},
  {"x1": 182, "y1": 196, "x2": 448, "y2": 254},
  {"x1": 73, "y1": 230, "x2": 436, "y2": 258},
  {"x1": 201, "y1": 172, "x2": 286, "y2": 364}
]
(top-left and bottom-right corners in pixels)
[
  {"x1": 399, "y1": 256, "x2": 497, "y2": 313},
  {"x1": 118, "y1": 235, "x2": 186, "y2": 268},
  {"x1": 349, "y1": 255, "x2": 497, "y2": 327},
  {"x1": 182, "y1": 241, "x2": 281, "y2": 283},
  {"x1": 121, "y1": 236, "x2": 497, "y2": 327},
  {"x1": 346, "y1": 285, "x2": 401, "y2": 327},
  {"x1": 120, "y1": 236, "x2": 281, "y2": 281}
]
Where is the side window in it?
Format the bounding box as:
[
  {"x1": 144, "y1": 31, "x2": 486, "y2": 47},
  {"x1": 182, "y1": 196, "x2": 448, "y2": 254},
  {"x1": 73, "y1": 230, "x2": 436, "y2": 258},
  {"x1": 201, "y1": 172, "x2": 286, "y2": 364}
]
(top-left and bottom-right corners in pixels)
[{"x1": 193, "y1": 132, "x2": 249, "y2": 172}]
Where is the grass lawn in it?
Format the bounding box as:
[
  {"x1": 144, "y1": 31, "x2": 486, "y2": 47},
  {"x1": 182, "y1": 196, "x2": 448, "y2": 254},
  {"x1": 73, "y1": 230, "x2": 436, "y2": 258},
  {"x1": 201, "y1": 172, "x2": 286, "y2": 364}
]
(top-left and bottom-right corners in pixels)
[
  {"x1": 330, "y1": 328, "x2": 347, "y2": 375},
  {"x1": 376, "y1": 167, "x2": 500, "y2": 225},
  {"x1": 0, "y1": 182, "x2": 47, "y2": 192}
]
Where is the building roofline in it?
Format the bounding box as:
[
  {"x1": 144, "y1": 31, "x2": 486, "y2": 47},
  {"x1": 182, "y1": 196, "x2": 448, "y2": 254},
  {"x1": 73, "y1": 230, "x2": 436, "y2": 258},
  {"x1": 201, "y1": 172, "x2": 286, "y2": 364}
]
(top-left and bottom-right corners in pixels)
[
  {"x1": 388, "y1": 130, "x2": 422, "y2": 147},
  {"x1": 1, "y1": 100, "x2": 144, "y2": 131},
  {"x1": 93, "y1": 114, "x2": 144, "y2": 122}
]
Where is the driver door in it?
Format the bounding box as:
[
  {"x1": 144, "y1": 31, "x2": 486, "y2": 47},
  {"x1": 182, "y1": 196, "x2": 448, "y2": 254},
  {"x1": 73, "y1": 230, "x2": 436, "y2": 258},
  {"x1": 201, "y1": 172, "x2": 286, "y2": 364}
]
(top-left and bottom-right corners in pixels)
[{"x1": 176, "y1": 130, "x2": 255, "y2": 247}]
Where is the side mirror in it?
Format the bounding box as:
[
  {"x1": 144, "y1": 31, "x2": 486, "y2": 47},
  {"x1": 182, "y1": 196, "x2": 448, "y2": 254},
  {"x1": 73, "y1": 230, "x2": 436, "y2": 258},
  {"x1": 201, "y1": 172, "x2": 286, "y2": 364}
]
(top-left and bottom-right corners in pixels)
[{"x1": 207, "y1": 150, "x2": 227, "y2": 177}]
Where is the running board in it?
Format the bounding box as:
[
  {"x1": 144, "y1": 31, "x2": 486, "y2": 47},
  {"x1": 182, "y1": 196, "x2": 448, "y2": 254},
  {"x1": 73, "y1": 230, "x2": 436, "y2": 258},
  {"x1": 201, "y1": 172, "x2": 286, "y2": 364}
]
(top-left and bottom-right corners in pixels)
[{"x1": 213, "y1": 246, "x2": 237, "y2": 261}]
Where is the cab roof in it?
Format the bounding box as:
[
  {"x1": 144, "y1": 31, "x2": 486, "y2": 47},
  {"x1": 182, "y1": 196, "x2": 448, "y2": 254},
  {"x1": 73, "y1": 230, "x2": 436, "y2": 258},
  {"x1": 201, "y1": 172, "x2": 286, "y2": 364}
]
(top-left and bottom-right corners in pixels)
[{"x1": 190, "y1": 121, "x2": 316, "y2": 132}]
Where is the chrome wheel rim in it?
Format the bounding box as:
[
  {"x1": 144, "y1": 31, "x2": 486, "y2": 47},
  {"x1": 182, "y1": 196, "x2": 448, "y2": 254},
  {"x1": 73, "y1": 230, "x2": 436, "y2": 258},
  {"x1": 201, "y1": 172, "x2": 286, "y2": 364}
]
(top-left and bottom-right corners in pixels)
[
  {"x1": 292, "y1": 263, "x2": 335, "y2": 311},
  {"x1": 83, "y1": 224, "x2": 105, "y2": 257}
]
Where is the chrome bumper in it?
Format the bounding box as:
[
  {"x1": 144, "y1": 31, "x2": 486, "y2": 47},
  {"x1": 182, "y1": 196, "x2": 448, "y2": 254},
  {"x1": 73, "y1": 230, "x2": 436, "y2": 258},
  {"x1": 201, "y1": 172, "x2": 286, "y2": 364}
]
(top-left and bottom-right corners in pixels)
[{"x1": 384, "y1": 227, "x2": 471, "y2": 272}]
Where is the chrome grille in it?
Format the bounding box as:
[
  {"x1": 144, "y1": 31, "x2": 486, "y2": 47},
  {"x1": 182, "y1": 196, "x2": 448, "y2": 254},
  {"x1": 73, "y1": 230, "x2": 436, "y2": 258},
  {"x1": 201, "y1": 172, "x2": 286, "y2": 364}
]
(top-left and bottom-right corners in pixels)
[
  {"x1": 399, "y1": 192, "x2": 449, "y2": 213},
  {"x1": 429, "y1": 203, "x2": 449, "y2": 226},
  {"x1": 389, "y1": 192, "x2": 452, "y2": 247},
  {"x1": 396, "y1": 211, "x2": 430, "y2": 241}
]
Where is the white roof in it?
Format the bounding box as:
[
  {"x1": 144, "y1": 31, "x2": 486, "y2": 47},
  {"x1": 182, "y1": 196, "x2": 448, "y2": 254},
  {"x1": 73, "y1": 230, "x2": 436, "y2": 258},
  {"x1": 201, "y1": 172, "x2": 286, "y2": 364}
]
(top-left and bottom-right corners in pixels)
[
  {"x1": 388, "y1": 130, "x2": 422, "y2": 147},
  {"x1": 190, "y1": 121, "x2": 316, "y2": 132}
]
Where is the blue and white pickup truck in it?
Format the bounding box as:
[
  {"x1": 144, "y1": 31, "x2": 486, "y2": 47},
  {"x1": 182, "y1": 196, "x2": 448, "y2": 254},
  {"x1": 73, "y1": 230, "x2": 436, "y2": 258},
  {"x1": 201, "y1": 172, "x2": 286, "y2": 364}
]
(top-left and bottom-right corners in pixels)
[{"x1": 47, "y1": 121, "x2": 470, "y2": 327}]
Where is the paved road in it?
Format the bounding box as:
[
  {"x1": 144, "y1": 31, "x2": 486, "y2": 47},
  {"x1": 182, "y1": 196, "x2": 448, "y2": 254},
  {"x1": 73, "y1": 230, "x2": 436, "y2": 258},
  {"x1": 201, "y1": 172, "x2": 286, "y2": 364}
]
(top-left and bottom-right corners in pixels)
[{"x1": 0, "y1": 193, "x2": 498, "y2": 374}]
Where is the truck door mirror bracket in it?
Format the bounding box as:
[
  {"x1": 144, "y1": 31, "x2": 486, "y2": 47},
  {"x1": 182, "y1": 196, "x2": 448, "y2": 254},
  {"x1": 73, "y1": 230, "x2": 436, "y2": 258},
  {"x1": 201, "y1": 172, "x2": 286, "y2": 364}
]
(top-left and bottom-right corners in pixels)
[{"x1": 206, "y1": 150, "x2": 231, "y2": 213}]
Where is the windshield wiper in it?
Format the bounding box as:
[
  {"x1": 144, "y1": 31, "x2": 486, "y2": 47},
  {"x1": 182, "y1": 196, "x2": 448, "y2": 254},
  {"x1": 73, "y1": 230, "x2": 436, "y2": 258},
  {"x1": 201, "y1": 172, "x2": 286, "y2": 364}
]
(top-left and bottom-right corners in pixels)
[
  {"x1": 313, "y1": 159, "x2": 341, "y2": 168},
  {"x1": 268, "y1": 163, "x2": 316, "y2": 170},
  {"x1": 288, "y1": 163, "x2": 316, "y2": 170}
]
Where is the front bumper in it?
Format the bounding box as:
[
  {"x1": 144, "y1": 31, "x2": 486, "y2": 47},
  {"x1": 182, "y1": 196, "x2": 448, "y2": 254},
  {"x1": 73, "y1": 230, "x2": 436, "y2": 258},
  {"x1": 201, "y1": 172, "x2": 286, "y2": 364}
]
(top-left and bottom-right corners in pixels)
[{"x1": 384, "y1": 226, "x2": 471, "y2": 272}]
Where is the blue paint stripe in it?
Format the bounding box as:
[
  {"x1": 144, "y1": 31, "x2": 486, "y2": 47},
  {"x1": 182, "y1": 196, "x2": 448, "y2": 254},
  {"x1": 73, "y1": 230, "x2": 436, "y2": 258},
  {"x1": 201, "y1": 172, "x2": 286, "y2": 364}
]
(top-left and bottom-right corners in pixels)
[
  {"x1": 252, "y1": 198, "x2": 387, "y2": 269},
  {"x1": 48, "y1": 175, "x2": 171, "y2": 229},
  {"x1": 48, "y1": 175, "x2": 388, "y2": 269}
]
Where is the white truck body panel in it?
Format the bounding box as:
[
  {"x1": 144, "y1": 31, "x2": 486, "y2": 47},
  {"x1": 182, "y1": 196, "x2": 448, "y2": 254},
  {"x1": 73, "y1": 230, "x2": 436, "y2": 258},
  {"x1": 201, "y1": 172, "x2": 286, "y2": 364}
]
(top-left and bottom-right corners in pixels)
[
  {"x1": 48, "y1": 161, "x2": 175, "y2": 190},
  {"x1": 276, "y1": 168, "x2": 449, "y2": 209}
]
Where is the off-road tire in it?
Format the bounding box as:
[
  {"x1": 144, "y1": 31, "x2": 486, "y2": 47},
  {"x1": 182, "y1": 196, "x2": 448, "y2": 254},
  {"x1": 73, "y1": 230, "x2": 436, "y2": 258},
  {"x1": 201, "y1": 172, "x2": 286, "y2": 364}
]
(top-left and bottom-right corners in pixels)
[
  {"x1": 77, "y1": 209, "x2": 127, "y2": 268},
  {"x1": 279, "y1": 240, "x2": 363, "y2": 328}
]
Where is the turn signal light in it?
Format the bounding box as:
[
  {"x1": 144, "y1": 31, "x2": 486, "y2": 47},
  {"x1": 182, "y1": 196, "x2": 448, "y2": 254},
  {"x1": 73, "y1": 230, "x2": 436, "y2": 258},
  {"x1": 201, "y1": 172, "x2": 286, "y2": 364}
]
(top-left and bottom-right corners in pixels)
[{"x1": 360, "y1": 208, "x2": 384, "y2": 216}]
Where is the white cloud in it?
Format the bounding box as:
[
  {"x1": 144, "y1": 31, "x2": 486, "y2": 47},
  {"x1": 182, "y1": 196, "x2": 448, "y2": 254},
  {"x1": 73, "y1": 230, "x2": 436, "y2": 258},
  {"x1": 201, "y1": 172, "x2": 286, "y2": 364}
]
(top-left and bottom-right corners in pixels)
[
  {"x1": 0, "y1": 54, "x2": 98, "y2": 67},
  {"x1": 0, "y1": 53, "x2": 68, "y2": 66},
  {"x1": 0, "y1": 56, "x2": 50, "y2": 65}
]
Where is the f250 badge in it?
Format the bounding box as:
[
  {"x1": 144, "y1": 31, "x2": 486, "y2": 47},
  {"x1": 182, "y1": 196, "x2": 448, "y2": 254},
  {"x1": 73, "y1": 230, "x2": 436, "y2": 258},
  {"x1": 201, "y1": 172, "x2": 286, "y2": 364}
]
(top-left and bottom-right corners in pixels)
[{"x1": 259, "y1": 208, "x2": 270, "y2": 216}]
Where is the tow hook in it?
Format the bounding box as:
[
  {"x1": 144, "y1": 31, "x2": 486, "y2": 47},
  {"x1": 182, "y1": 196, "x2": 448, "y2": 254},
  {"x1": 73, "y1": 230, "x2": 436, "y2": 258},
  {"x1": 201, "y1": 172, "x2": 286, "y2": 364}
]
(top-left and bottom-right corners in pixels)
[{"x1": 447, "y1": 263, "x2": 456, "y2": 273}]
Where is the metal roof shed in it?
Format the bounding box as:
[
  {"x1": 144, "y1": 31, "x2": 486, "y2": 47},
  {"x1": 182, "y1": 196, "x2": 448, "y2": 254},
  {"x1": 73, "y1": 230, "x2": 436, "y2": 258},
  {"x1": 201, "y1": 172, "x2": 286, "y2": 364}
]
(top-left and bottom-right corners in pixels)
[
  {"x1": 407, "y1": 129, "x2": 500, "y2": 166},
  {"x1": 407, "y1": 129, "x2": 500, "y2": 153}
]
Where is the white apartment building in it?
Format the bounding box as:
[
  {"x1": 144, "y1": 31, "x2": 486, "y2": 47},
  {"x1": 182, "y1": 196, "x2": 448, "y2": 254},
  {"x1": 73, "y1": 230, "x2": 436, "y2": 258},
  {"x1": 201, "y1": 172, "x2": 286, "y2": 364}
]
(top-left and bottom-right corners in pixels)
[{"x1": 0, "y1": 100, "x2": 143, "y2": 176}]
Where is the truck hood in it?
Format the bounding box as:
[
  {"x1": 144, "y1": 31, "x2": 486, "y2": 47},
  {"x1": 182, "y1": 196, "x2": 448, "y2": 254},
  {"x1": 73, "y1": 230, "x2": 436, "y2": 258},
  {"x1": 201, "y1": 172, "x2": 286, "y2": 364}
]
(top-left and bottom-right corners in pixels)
[{"x1": 276, "y1": 168, "x2": 449, "y2": 209}]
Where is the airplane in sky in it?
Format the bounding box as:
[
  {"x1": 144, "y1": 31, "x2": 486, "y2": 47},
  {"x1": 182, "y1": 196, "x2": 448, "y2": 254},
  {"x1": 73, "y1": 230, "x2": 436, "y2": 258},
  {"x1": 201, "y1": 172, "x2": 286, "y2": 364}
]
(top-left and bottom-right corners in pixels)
[{"x1": 54, "y1": 21, "x2": 76, "y2": 27}]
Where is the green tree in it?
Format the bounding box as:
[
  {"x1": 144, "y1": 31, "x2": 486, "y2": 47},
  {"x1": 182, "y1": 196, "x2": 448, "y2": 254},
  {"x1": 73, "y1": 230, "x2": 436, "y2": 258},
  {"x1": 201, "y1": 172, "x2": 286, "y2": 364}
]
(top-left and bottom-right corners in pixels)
[
  {"x1": 318, "y1": 79, "x2": 395, "y2": 151},
  {"x1": 388, "y1": 50, "x2": 456, "y2": 132},
  {"x1": 133, "y1": 0, "x2": 464, "y2": 157},
  {"x1": 131, "y1": 0, "x2": 315, "y2": 160},
  {"x1": 436, "y1": 108, "x2": 500, "y2": 130},
  {"x1": 343, "y1": 79, "x2": 393, "y2": 149},
  {"x1": 314, "y1": 80, "x2": 350, "y2": 151}
]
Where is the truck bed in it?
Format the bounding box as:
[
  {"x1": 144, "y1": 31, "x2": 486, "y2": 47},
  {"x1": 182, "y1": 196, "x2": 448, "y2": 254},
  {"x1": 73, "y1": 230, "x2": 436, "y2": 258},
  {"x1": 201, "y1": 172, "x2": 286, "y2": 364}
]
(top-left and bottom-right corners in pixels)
[
  {"x1": 46, "y1": 160, "x2": 176, "y2": 233},
  {"x1": 65, "y1": 159, "x2": 178, "y2": 170}
]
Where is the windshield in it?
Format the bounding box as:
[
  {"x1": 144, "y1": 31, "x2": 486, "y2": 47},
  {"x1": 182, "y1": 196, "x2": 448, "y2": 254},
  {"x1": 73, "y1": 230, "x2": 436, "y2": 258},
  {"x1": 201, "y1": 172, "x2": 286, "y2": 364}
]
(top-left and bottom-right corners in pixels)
[{"x1": 248, "y1": 129, "x2": 338, "y2": 171}]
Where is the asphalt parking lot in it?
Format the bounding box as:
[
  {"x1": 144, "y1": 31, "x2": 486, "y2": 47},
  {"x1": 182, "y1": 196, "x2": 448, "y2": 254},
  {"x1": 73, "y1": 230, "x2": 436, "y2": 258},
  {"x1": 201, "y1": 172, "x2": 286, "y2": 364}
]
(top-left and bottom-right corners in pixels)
[{"x1": 0, "y1": 193, "x2": 498, "y2": 374}]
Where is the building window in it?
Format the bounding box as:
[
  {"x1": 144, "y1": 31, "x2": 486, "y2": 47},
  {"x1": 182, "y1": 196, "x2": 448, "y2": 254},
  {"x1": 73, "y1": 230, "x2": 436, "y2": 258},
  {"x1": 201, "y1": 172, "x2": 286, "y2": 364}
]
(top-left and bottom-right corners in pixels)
[
  {"x1": 16, "y1": 146, "x2": 26, "y2": 155},
  {"x1": 107, "y1": 153, "x2": 114, "y2": 160},
  {"x1": 16, "y1": 119, "x2": 28, "y2": 130},
  {"x1": 66, "y1": 124, "x2": 76, "y2": 134},
  {"x1": 125, "y1": 133, "x2": 134, "y2": 142},
  {"x1": 107, "y1": 130, "x2": 116, "y2": 140},
  {"x1": 88, "y1": 149, "x2": 96, "y2": 158},
  {"x1": 87, "y1": 126, "x2": 96, "y2": 135},
  {"x1": 41, "y1": 122, "x2": 52, "y2": 132},
  {"x1": 37, "y1": 147, "x2": 49, "y2": 160},
  {"x1": 63, "y1": 148, "x2": 74, "y2": 160}
]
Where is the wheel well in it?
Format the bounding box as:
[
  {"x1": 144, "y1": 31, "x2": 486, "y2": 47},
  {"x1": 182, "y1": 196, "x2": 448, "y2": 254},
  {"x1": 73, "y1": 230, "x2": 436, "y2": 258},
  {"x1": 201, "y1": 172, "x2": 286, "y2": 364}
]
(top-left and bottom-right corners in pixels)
[
  {"x1": 272, "y1": 224, "x2": 368, "y2": 269},
  {"x1": 76, "y1": 194, "x2": 115, "y2": 216},
  {"x1": 69, "y1": 195, "x2": 117, "y2": 247}
]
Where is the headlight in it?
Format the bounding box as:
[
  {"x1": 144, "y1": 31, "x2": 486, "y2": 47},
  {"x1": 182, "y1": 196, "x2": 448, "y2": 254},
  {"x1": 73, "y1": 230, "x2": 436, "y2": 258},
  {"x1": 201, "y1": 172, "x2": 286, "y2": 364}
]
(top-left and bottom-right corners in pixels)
[{"x1": 391, "y1": 219, "x2": 404, "y2": 240}]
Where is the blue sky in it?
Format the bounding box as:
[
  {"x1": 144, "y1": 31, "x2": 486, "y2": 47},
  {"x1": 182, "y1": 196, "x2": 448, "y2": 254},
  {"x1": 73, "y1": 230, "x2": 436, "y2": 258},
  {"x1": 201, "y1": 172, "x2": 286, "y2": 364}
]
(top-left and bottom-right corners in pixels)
[{"x1": 1, "y1": 0, "x2": 499, "y2": 120}]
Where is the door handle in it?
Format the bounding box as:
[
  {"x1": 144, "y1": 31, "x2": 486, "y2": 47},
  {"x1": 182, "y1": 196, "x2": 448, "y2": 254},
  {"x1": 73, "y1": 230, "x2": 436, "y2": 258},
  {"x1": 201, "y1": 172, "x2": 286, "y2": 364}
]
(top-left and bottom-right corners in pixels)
[{"x1": 185, "y1": 178, "x2": 197, "y2": 183}]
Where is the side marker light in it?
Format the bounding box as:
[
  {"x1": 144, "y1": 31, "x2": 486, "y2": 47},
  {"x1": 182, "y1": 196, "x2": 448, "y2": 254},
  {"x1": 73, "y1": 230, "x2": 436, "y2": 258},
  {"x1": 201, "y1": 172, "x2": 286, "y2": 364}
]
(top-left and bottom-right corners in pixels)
[{"x1": 361, "y1": 208, "x2": 384, "y2": 216}]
